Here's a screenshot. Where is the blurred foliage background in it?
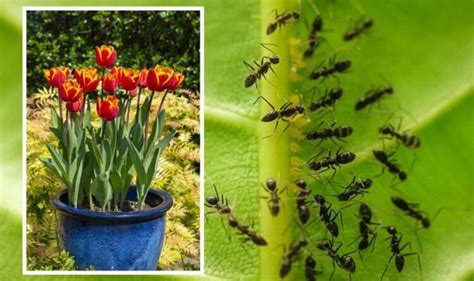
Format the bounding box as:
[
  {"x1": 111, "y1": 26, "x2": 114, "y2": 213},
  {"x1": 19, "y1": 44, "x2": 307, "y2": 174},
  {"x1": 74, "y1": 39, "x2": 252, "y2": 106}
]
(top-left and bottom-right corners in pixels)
[
  {"x1": 26, "y1": 10, "x2": 200, "y2": 271},
  {"x1": 26, "y1": 10, "x2": 200, "y2": 96}
]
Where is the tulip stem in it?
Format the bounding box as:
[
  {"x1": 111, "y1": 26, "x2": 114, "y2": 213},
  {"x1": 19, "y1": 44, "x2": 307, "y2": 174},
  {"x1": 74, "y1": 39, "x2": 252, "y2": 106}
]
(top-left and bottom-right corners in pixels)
[
  {"x1": 135, "y1": 88, "x2": 142, "y2": 124},
  {"x1": 126, "y1": 96, "x2": 132, "y2": 124},
  {"x1": 144, "y1": 91, "x2": 155, "y2": 152},
  {"x1": 156, "y1": 90, "x2": 169, "y2": 117},
  {"x1": 100, "y1": 120, "x2": 107, "y2": 154},
  {"x1": 57, "y1": 90, "x2": 64, "y2": 124}
]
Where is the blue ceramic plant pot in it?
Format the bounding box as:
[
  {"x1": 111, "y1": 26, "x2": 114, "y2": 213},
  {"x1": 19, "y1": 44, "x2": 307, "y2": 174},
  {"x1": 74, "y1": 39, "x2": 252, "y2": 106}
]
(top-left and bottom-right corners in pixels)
[{"x1": 52, "y1": 186, "x2": 173, "y2": 270}]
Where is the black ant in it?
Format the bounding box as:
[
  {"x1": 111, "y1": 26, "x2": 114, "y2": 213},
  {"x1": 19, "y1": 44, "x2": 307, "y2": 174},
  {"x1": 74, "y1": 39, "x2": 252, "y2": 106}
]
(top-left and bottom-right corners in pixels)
[
  {"x1": 373, "y1": 150, "x2": 407, "y2": 181},
  {"x1": 391, "y1": 197, "x2": 440, "y2": 229},
  {"x1": 309, "y1": 56, "x2": 351, "y2": 81},
  {"x1": 305, "y1": 121, "x2": 353, "y2": 145},
  {"x1": 381, "y1": 226, "x2": 421, "y2": 280},
  {"x1": 280, "y1": 239, "x2": 308, "y2": 278},
  {"x1": 379, "y1": 115, "x2": 421, "y2": 149},
  {"x1": 244, "y1": 44, "x2": 280, "y2": 88},
  {"x1": 309, "y1": 87, "x2": 343, "y2": 112},
  {"x1": 308, "y1": 147, "x2": 356, "y2": 177},
  {"x1": 343, "y1": 17, "x2": 374, "y2": 41},
  {"x1": 227, "y1": 215, "x2": 268, "y2": 246},
  {"x1": 314, "y1": 194, "x2": 341, "y2": 237},
  {"x1": 295, "y1": 179, "x2": 311, "y2": 224},
  {"x1": 205, "y1": 184, "x2": 232, "y2": 215},
  {"x1": 255, "y1": 95, "x2": 305, "y2": 133},
  {"x1": 317, "y1": 240, "x2": 356, "y2": 281},
  {"x1": 354, "y1": 85, "x2": 393, "y2": 111},
  {"x1": 267, "y1": 4, "x2": 300, "y2": 35},
  {"x1": 350, "y1": 203, "x2": 379, "y2": 255},
  {"x1": 261, "y1": 178, "x2": 283, "y2": 216},
  {"x1": 305, "y1": 255, "x2": 322, "y2": 281},
  {"x1": 336, "y1": 177, "x2": 372, "y2": 201},
  {"x1": 304, "y1": 15, "x2": 324, "y2": 58}
]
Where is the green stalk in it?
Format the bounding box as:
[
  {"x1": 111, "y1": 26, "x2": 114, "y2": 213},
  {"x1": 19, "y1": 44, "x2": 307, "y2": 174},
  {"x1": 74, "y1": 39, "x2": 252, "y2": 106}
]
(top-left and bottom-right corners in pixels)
[{"x1": 259, "y1": 0, "x2": 293, "y2": 280}]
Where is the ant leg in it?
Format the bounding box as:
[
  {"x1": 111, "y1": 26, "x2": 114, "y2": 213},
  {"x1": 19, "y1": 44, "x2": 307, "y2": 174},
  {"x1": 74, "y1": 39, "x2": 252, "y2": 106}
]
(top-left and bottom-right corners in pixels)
[
  {"x1": 329, "y1": 260, "x2": 336, "y2": 281},
  {"x1": 403, "y1": 252, "x2": 422, "y2": 273},
  {"x1": 243, "y1": 61, "x2": 256, "y2": 71},
  {"x1": 370, "y1": 233, "x2": 378, "y2": 253},
  {"x1": 380, "y1": 254, "x2": 395, "y2": 281},
  {"x1": 253, "y1": 95, "x2": 276, "y2": 110},
  {"x1": 335, "y1": 146, "x2": 343, "y2": 155}
]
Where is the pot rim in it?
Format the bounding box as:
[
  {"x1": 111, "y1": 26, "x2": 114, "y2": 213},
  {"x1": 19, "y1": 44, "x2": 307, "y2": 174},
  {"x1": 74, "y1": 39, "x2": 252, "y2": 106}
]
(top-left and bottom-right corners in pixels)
[{"x1": 52, "y1": 186, "x2": 173, "y2": 222}]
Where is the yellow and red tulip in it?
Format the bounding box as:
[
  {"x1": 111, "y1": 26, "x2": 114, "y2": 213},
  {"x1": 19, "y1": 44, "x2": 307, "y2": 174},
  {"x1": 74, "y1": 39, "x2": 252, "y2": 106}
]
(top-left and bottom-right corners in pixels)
[
  {"x1": 95, "y1": 45, "x2": 117, "y2": 68},
  {"x1": 96, "y1": 95, "x2": 120, "y2": 121},
  {"x1": 74, "y1": 68, "x2": 100, "y2": 93},
  {"x1": 112, "y1": 66, "x2": 125, "y2": 86},
  {"x1": 121, "y1": 68, "x2": 140, "y2": 91},
  {"x1": 146, "y1": 66, "x2": 174, "y2": 92},
  {"x1": 59, "y1": 79, "x2": 83, "y2": 103},
  {"x1": 137, "y1": 69, "x2": 148, "y2": 88},
  {"x1": 44, "y1": 67, "x2": 70, "y2": 88},
  {"x1": 166, "y1": 71, "x2": 185, "y2": 90},
  {"x1": 102, "y1": 73, "x2": 118, "y2": 94}
]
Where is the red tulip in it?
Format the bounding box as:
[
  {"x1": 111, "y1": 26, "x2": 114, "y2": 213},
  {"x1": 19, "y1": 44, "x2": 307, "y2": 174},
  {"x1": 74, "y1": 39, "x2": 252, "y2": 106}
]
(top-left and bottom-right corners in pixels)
[
  {"x1": 74, "y1": 68, "x2": 100, "y2": 93},
  {"x1": 102, "y1": 73, "x2": 118, "y2": 94},
  {"x1": 146, "y1": 66, "x2": 174, "y2": 92},
  {"x1": 138, "y1": 69, "x2": 148, "y2": 88},
  {"x1": 95, "y1": 45, "x2": 117, "y2": 68},
  {"x1": 129, "y1": 87, "x2": 138, "y2": 97},
  {"x1": 59, "y1": 80, "x2": 83, "y2": 103},
  {"x1": 96, "y1": 95, "x2": 120, "y2": 121},
  {"x1": 44, "y1": 67, "x2": 70, "y2": 88},
  {"x1": 166, "y1": 72, "x2": 185, "y2": 90},
  {"x1": 112, "y1": 66, "x2": 124, "y2": 86},
  {"x1": 67, "y1": 95, "x2": 83, "y2": 113},
  {"x1": 121, "y1": 68, "x2": 140, "y2": 91}
]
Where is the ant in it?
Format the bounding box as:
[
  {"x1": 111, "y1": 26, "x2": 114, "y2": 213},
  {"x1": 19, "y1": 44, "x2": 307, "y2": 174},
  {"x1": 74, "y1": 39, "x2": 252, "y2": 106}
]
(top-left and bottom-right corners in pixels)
[
  {"x1": 314, "y1": 194, "x2": 341, "y2": 237},
  {"x1": 261, "y1": 178, "x2": 283, "y2": 216},
  {"x1": 379, "y1": 114, "x2": 421, "y2": 149},
  {"x1": 244, "y1": 43, "x2": 280, "y2": 88},
  {"x1": 295, "y1": 179, "x2": 311, "y2": 224},
  {"x1": 380, "y1": 226, "x2": 421, "y2": 280},
  {"x1": 309, "y1": 87, "x2": 344, "y2": 112},
  {"x1": 205, "y1": 184, "x2": 232, "y2": 215},
  {"x1": 305, "y1": 121, "x2": 353, "y2": 145},
  {"x1": 280, "y1": 239, "x2": 308, "y2": 278},
  {"x1": 350, "y1": 203, "x2": 379, "y2": 256},
  {"x1": 255, "y1": 95, "x2": 305, "y2": 133},
  {"x1": 391, "y1": 197, "x2": 440, "y2": 229},
  {"x1": 354, "y1": 85, "x2": 393, "y2": 111},
  {"x1": 308, "y1": 147, "x2": 356, "y2": 177},
  {"x1": 336, "y1": 177, "x2": 372, "y2": 201},
  {"x1": 228, "y1": 215, "x2": 268, "y2": 246},
  {"x1": 343, "y1": 17, "x2": 374, "y2": 41},
  {"x1": 317, "y1": 240, "x2": 356, "y2": 281},
  {"x1": 267, "y1": 3, "x2": 300, "y2": 35},
  {"x1": 373, "y1": 150, "x2": 407, "y2": 181},
  {"x1": 305, "y1": 255, "x2": 322, "y2": 281},
  {"x1": 304, "y1": 15, "x2": 324, "y2": 58},
  {"x1": 309, "y1": 56, "x2": 351, "y2": 81}
]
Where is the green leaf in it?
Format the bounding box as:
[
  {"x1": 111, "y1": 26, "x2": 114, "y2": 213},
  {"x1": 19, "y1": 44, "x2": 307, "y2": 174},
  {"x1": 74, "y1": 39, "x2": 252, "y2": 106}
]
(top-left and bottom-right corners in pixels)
[
  {"x1": 148, "y1": 109, "x2": 166, "y2": 150},
  {"x1": 90, "y1": 172, "x2": 112, "y2": 209},
  {"x1": 127, "y1": 139, "x2": 148, "y2": 185}
]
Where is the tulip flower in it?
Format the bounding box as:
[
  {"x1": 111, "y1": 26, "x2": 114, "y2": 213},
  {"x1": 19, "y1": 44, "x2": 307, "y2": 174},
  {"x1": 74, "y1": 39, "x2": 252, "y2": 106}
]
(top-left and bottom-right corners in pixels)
[
  {"x1": 111, "y1": 66, "x2": 124, "y2": 85},
  {"x1": 95, "y1": 45, "x2": 117, "y2": 68},
  {"x1": 44, "y1": 67, "x2": 70, "y2": 88},
  {"x1": 74, "y1": 68, "x2": 100, "y2": 93},
  {"x1": 121, "y1": 68, "x2": 140, "y2": 91},
  {"x1": 166, "y1": 72, "x2": 185, "y2": 90},
  {"x1": 146, "y1": 66, "x2": 174, "y2": 92},
  {"x1": 67, "y1": 95, "x2": 84, "y2": 113},
  {"x1": 102, "y1": 73, "x2": 118, "y2": 94},
  {"x1": 96, "y1": 95, "x2": 120, "y2": 121},
  {"x1": 59, "y1": 80, "x2": 83, "y2": 103},
  {"x1": 137, "y1": 69, "x2": 148, "y2": 88}
]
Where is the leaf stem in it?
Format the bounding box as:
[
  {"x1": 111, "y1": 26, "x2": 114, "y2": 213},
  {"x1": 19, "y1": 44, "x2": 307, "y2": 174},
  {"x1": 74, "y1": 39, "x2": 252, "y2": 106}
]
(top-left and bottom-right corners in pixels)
[{"x1": 259, "y1": 0, "x2": 293, "y2": 280}]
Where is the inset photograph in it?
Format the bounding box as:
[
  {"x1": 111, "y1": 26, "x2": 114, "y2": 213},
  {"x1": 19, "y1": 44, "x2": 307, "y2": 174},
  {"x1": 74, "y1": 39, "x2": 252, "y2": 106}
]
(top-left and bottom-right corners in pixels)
[{"x1": 24, "y1": 7, "x2": 202, "y2": 273}]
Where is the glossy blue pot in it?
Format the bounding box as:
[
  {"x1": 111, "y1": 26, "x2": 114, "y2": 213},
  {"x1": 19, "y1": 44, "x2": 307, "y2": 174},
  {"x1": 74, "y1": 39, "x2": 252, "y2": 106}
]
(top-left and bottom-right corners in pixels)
[{"x1": 52, "y1": 186, "x2": 173, "y2": 270}]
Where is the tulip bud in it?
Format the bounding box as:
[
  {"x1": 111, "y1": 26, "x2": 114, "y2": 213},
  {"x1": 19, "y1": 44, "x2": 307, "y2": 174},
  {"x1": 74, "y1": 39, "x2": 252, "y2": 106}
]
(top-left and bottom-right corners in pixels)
[
  {"x1": 102, "y1": 73, "x2": 118, "y2": 94},
  {"x1": 59, "y1": 80, "x2": 83, "y2": 103},
  {"x1": 74, "y1": 68, "x2": 100, "y2": 93},
  {"x1": 146, "y1": 66, "x2": 174, "y2": 92},
  {"x1": 95, "y1": 45, "x2": 117, "y2": 68},
  {"x1": 121, "y1": 68, "x2": 140, "y2": 91},
  {"x1": 96, "y1": 95, "x2": 120, "y2": 121},
  {"x1": 138, "y1": 69, "x2": 148, "y2": 88},
  {"x1": 67, "y1": 95, "x2": 84, "y2": 113},
  {"x1": 166, "y1": 72, "x2": 185, "y2": 90},
  {"x1": 44, "y1": 67, "x2": 70, "y2": 88}
]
